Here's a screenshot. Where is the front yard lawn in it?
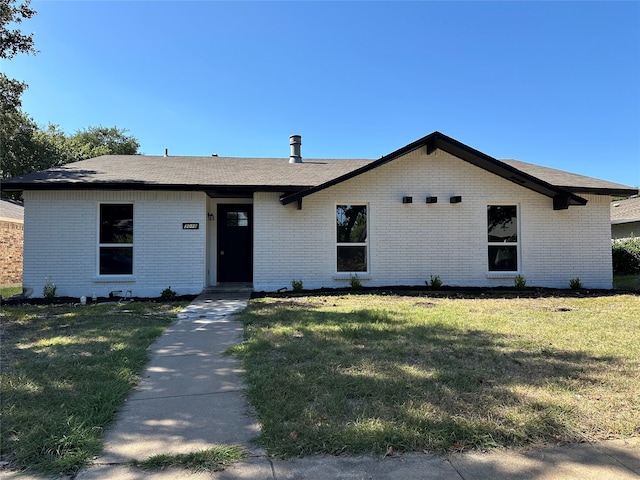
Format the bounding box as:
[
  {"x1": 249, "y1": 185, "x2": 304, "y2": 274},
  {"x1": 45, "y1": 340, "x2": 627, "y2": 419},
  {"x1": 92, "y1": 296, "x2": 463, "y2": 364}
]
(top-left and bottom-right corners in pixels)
[
  {"x1": 232, "y1": 293, "x2": 640, "y2": 457},
  {"x1": 0, "y1": 301, "x2": 188, "y2": 475}
]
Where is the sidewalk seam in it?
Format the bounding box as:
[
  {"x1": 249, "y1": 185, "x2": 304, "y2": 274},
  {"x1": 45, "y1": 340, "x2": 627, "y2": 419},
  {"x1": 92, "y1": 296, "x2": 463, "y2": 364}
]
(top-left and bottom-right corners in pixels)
[{"x1": 127, "y1": 390, "x2": 244, "y2": 402}]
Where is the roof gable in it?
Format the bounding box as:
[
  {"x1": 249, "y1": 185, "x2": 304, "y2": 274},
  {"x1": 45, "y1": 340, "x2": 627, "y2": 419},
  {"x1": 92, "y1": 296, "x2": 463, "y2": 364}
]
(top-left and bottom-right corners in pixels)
[{"x1": 279, "y1": 132, "x2": 637, "y2": 209}]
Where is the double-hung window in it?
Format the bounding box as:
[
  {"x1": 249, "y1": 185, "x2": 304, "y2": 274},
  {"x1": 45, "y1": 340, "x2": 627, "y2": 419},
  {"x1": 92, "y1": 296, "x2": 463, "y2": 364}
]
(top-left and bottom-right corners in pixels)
[
  {"x1": 99, "y1": 204, "x2": 133, "y2": 275},
  {"x1": 487, "y1": 205, "x2": 518, "y2": 272},
  {"x1": 336, "y1": 204, "x2": 368, "y2": 272}
]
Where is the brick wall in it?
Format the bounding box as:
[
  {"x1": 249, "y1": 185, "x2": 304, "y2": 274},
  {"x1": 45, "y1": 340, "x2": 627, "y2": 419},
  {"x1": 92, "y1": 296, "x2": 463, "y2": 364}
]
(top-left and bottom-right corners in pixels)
[
  {"x1": 254, "y1": 148, "x2": 613, "y2": 291},
  {"x1": 0, "y1": 218, "x2": 23, "y2": 284},
  {"x1": 23, "y1": 190, "x2": 207, "y2": 298}
]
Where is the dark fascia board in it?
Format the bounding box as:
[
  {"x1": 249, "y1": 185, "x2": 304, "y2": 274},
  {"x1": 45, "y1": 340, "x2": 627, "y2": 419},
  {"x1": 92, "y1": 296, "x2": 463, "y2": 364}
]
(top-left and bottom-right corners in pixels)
[
  {"x1": 560, "y1": 186, "x2": 638, "y2": 196},
  {"x1": 280, "y1": 131, "x2": 589, "y2": 207}
]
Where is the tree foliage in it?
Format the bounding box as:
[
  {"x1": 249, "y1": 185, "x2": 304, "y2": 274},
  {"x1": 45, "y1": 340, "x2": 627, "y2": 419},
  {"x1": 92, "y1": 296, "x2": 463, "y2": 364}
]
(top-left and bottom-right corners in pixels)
[
  {"x1": 0, "y1": 0, "x2": 37, "y2": 60},
  {"x1": 0, "y1": 0, "x2": 141, "y2": 201},
  {"x1": 1, "y1": 123, "x2": 140, "y2": 180}
]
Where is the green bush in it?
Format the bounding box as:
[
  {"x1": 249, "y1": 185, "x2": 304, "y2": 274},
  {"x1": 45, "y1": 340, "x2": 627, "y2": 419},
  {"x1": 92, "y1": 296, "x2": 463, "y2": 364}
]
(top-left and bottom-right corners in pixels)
[
  {"x1": 428, "y1": 275, "x2": 442, "y2": 290},
  {"x1": 569, "y1": 277, "x2": 583, "y2": 290},
  {"x1": 514, "y1": 275, "x2": 526, "y2": 290},
  {"x1": 612, "y1": 236, "x2": 640, "y2": 275},
  {"x1": 350, "y1": 274, "x2": 362, "y2": 291},
  {"x1": 291, "y1": 279, "x2": 303, "y2": 292},
  {"x1": 160, "y1": 287, "x2": 177, "y2": 300},
  {"x1": 43, "y1": 276, "x2": 57, "y2": 302}
]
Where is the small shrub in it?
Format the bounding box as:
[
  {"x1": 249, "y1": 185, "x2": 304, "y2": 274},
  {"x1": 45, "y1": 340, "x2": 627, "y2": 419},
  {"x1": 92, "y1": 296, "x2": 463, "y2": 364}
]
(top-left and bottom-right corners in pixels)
[
  {"x1": 291, "y1": 279, "x2": 303, "y2": 292},
  {"x1": 569, "y1": 277, "x2": 583, "y2": 290},
  {"x1": 350, "y1": 274, "x2": 362, "y2": 291},
  {"x1": 514, "y1": 274, "x2": 526, "y2": 290},
  {"x1": 160, "y1": 286, "x2": 177, "y2": 300},
  {"x1": 612, "y1": 236, "x2": 640, "y2": 275},
  {"x1": 429, "y1": 275, "x2": 442, "y2": 290},
  {"x1": 43, "y1": 276, "x2": 57, "y2": 302}
]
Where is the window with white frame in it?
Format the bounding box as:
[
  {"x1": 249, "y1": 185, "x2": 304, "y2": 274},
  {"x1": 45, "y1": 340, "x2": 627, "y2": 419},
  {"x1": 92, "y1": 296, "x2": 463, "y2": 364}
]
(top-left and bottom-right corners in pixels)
[
  {"x1": 99, "y1": 204, "x2": 133, "y2": 275},
  {"x1": 487, "y1": 205, "x2": 518, "y2": 272},
  {"x1": 336, "y1": 204, "x2": 368, "y2": 272}
]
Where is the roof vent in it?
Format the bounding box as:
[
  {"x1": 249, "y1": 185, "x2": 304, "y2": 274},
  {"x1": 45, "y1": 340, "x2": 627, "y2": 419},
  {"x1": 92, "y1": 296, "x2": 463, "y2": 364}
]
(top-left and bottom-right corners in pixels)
[
  {"x1": 289, "y1": 135, "x2": 302, "y2": 163},
  {"x1": 164, "y1": 148, "x2": 168, "y2": 157}
]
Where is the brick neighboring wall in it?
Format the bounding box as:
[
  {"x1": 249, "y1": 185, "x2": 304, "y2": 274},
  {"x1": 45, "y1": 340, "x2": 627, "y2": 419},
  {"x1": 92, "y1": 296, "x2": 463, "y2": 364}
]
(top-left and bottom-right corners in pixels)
[{"x1": 0, "y1": 218, "x2": 24, "y2": 284}]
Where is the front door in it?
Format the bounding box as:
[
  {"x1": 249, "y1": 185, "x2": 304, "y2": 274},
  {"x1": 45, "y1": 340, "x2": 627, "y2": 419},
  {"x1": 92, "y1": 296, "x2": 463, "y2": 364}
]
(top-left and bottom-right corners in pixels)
[{"x1": 217, "y1": 204, "x2": 253, "y2": 282}]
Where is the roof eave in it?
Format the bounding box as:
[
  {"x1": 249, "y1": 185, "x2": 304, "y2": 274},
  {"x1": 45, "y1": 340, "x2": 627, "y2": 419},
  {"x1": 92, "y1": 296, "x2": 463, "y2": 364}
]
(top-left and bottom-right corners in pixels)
[{"x1": 564, "y1": 186, "x2": 639, "y2": 196}]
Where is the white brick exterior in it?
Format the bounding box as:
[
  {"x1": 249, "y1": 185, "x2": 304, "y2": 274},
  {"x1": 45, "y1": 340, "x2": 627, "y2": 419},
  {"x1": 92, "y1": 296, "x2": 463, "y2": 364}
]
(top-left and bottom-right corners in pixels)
[
  {"x1": 23, "y1": 190, "x2": 207, "y2": 298},
  {"x1": 22, "y1": 148, "x2": 614, "y2": 297},
  {"x1": 254, "y1": 149, "x2": 613, "y2": 291}
]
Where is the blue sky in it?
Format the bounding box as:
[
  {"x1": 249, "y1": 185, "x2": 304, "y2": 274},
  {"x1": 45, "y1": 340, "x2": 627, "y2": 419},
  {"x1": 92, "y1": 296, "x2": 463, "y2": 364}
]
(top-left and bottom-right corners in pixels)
[{"x1": 3, "y1": 1, "x2": 639, "y2": 188}]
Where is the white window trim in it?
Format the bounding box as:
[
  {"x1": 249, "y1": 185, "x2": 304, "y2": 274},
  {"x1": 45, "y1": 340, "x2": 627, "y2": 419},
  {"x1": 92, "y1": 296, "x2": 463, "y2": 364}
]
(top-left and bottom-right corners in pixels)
[
  {"x1": 335, "y1": 203, "x2": 369, "y2": 274},
  {"x1": 97, "y1": 202, "x2": 135, "y2": 277},
  {"x1": 486, "y1": 203, "x2": 520, "y2": 274}
]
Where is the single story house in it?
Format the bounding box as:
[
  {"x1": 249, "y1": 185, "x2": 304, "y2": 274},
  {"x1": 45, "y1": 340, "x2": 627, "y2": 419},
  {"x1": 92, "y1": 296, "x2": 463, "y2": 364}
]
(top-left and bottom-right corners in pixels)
[
  {"x1": 3, "y1": 131, "x2": 637, "y2": 298},
  {"x1": 611, "y1": 195, "x2": 640, "y2": 239},
  {"x1": 0, "y1": 199, "x2": 24, "y2": 285}
]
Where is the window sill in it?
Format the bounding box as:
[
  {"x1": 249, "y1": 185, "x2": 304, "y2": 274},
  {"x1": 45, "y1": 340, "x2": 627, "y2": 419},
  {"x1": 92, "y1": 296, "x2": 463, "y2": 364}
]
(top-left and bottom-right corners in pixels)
[
  {"x1": 333, "y1": 273, "x2": 371, "y2": 281},
  {"x1": 92, "y1": 276, "x2": 137, "y2": 283},
  {"x1": 486, "y1": 272, "x2": 520, "y2": 279}
]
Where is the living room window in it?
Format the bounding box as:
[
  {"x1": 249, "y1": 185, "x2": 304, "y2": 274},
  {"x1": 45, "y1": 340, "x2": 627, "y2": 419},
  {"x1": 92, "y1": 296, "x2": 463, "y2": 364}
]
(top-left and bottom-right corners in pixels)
[
  {"x1": 487, "y1": 205, "x2": 518, "y2": 272},
  {"x1": 336, "y1": 204, "x2": 368, "y2": 272},
  {"x1": 99, "y1": 204, "x2": 133, "y2": 275}
]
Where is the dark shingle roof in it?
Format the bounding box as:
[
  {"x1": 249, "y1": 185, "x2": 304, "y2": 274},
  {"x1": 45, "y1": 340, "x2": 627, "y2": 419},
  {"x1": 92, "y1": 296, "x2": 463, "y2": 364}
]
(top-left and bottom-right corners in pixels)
[
  {"x1": 2, "y1": 155, "x2": 373, "y2": 193},
  {"x1": 502, "y1": 159, "x2": 635, "y2": 194},
  {"x1": 3, "y1": 132, "x2": 637, "y2": 207}
]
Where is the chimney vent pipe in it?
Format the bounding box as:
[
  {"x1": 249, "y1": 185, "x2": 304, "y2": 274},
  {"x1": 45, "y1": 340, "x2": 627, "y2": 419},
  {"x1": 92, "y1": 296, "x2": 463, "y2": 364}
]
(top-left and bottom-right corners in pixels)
[
  {"x1": 289, "y1": 135, "x2": 302, "y2": 163},
  {"x1": 164, "y1": 148, "x2": 168, "y2": 157}
]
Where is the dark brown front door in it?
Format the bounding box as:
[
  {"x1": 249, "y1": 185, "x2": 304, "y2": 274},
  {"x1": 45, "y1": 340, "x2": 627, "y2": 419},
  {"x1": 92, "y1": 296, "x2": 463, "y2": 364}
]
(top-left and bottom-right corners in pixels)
[{"x1": 217, "y1": 204, "x2": 253, "y2": 282}]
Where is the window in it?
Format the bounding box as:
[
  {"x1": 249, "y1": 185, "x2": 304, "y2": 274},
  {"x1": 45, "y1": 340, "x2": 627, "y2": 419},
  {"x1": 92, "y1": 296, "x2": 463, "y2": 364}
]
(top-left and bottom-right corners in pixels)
[
  {"x1": 99, "y1": 204, "x2": 133, "y2": 275},
  {"x1": 487, "y1": 205, "x2": 518, "y2": 272},
  {"x1": 226, "y1": 211, "x2": 249, "y2": 227},
  {"x1": 336, "y1": 204, "x2": 367, "y2": 272}
]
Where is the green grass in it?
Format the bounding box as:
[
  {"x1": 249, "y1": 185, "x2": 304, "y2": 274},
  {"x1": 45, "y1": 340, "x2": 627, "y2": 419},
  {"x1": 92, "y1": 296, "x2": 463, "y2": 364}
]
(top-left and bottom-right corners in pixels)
[
  {"x1": 0, "y1": 284, "x2": 22, "y2": 299},
  {"x1": 232, "y1": 293, "x2": 640, "y2": 457},
  {"x1": 129, "y1": 446, "x2": 246, "y2": 472},
  {"x1": 0, "y1": 301, "x2": 188, "y2": 475}
]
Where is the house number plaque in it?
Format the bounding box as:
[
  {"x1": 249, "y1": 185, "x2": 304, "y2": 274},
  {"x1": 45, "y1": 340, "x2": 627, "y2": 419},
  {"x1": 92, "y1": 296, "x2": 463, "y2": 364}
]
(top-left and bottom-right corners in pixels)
[{"x1": 182, "y1": 223, "x2": 200, "y2": 230}]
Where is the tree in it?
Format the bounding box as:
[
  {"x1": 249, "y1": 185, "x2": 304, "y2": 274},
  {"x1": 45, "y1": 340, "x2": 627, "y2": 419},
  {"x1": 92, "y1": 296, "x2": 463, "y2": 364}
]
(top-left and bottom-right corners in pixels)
[
  {"x1": 0, "y1": 0, "x2": 140, "y2": 195},
  {"x1": 1, "y1": 0, "x2": 38, "y2": 190},
  {"x1": 1, "y1": 123, "x2": 140, "y2": 180},
  {"x1": 0, "y1": 0, "x2": 37, "y2": 116},
  {"x1": 68, "y1": 126, "x2": 140, "y2": 160},
  {"x1": 0, "y1": 0, "x2": 37, "y2": 61}
]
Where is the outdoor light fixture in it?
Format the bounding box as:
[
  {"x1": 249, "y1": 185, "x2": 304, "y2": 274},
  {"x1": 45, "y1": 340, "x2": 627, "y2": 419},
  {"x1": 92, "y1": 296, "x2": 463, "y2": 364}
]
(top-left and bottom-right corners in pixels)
[
  {"x1": 450, "y1": 196, "x2": 462, "y2": 203},
  {"x1": 426, "y1": 196, "x2": 438, "y2": 204},
  {"x1": 207, "y1": 213, "x2": 214, "y2": 221},
  {"x1": 402, "y1": 196, "x2": 413, "y2": 204}
]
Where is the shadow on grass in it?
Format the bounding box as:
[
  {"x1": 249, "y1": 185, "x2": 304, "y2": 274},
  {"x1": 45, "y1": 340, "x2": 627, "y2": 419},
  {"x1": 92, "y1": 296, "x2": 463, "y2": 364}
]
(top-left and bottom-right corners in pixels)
[
  {"x1": 235, "y1": 302, "x2": 620, "y2": 457},
  {"x1": 0, "y1": 305, "x2": 175, "y2": 474}
]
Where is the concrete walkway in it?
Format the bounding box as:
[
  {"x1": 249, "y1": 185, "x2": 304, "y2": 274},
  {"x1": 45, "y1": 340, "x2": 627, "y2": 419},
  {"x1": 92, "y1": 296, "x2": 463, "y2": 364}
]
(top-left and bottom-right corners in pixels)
[{"x1": 2, "y1": 292, "x2": 638, "y2": 479}]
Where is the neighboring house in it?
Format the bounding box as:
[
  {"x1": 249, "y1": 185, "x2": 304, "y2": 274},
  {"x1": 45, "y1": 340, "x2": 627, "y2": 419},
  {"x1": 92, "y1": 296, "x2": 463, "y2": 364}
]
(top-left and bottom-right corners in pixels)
[
  {"x1": 611, "y1": 195, "x2": 640, "y2": 239},
  {"x1": 0, "y1": 199, "x2": 24, "y2": 285},
  {"x1": 3, "y1": 132, "x2": 637, "y2": 298}
]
